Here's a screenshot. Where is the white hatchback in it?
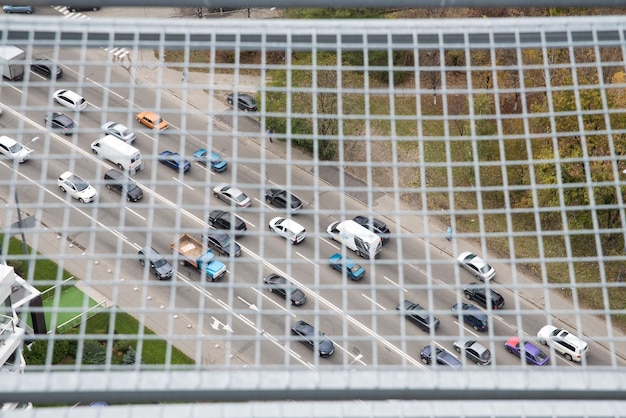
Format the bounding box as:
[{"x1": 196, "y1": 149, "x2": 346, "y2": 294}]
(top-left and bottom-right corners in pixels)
[
  {"x1": 269, "y1": 217, "x2": 306, "y2": 244},
  {"x1": 53, "y1": 89, "x2": 87, "y2": 111},
  {"x1": 57, "y1": 171, "x2": 97, "y2": 203}
]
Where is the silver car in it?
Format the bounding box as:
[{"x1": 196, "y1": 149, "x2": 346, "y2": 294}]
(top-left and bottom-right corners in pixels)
[
  {"x1": 101, "y1": 121, "x2": 136, "y2": 143},
  {"x1": 212, "y1": 183, "x2": 251, "y2": 208}
]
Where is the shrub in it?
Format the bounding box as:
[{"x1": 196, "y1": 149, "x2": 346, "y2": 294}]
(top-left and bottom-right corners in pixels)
[{"x1": 82, "y1": 340, "x2": 106, "y2": 365}]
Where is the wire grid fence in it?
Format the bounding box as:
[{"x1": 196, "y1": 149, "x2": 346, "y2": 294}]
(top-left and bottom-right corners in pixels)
[{"x1": 0, "y1": 8, "x2": 625, "y2": 415}]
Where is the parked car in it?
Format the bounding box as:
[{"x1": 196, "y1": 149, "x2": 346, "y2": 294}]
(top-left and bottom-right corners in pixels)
[
  {"x1": 452, "y1": 302, "x2": 488, "y2": 331},
  {"x1": 453, "y1": 339, "x2": 491, "y2": 365},
  {"x1": 463, "y1": 282, "x2": 504, "y2": 310},
  {"x1": 208, "y1": 210, "x2": 246, "y2": 234},
  {"x1": 193, "y1": 148, "x2": 227, "y2": 172},
  {"x1": 213, "y1": 183, "x2": 251, "y2": 208},
  {"x1": 291, "y1": 320, "x2": 334, "y2": 357},
  {"x1": 263, "y1": 273, "x2": 306, "y2": 306},
  {"x1": 420, "y1": 345, "x2": 461, "y2": 369},
  {"x1": 101, "y1": 121, "x2": 136, "y2": 143},
  {"x1": 53, "y1": 89, "x2": 87, "y2": 111},
  {"x1": 44, "y1": 112, "x2": 77, "y2": 135},
  {"x1": 3, "y1": 5, "x2": 34, "y2": 13},
  {"x1": 352, "y1": 215, "x2": 390, "y2": 244},
  {"x1": 396, "y1": 300, "x2": 440, "y2": 332},
  {"x1": 66, "y1": 5, "x2": 101, "y2": 12},
  {"x1": 265, "y1": 188, "x2": 303, "y2": 211},
  {"x1": 227, "y1": 92, "x2": 257, "y2": 112},
  {"x1": 0, "y1": 135, "x2": 32, "y2": 163},
  {"x1": 137, "y1": 246, "x2": 173, "y2": 280},
  {"x1": 136, "y1": 111, "x2": 168, "y2": 131},
  {"x1": 103, "y1": 169, "x2": 143, "y2": 202},
  {"x1": 457, "y1": 251, "x2": 496, "y2": 282},
  {"x1": 57, "y1": 171, "x2": 96, "y2": 203},
  {"x1": 268, "y1": 217, "x2": 306, "y2": 244},
  {"x1": 158, "y1": 150, "x2": 191, "y2": 173},
  {"x1": 328, "y1": 253, "x2": 365, "y2": 280},
  {"x1": 31, "y1": 58, "x2": 63, "y2": 79},
  {"x1": 202, "y1": 231, "x2": 241, "y2": 257},
  {"x1": 537, "y1": 325, "x2": 589, "y2": 362},
  {"x1": 504, "y1": 337, "x2": 549, "y2": 366}
]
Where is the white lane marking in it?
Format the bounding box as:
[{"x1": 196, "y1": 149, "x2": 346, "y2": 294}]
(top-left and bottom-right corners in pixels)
[
  {"x1": 126, "y1": 207, "x2": 145, "y2": 220},
  {"x1": 249, "y1": 287, "x2": 297, "y2": 318},
  {"x1": 452, "y1": 322, "x2": 479, "y2": 338},
  {"x1": 383, "y1": 276, "x2": 408, "y2": 292},
  {"x1": 320, "y1": 237, "x2": 340, "y2": 251},
  {"x1": 296, "y1": 252, "x2": 317, "y2": 266},
  {"x1": 194, "y1": 162, "x2": 216, "y2": 175},
  {"x1": 361, "y1": 294, "x2": 386, "y2": 310},
  {"x1": 172, "y1": 177, "x2": 193, "y2": 190}
]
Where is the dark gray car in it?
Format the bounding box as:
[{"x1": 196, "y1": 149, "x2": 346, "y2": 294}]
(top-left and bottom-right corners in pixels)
[
  {"x1": 138, "y1": 246, "x2": 173, "y2": 280},
  {"x1": 453, "y1": 339, "x2": 492, "y2": 365},
  {"x1": 264, "y1": 273, "x2": 306, "y2": 306},
  {"x1": 291, "y1": 320, "x2": 334, "y2": 357},
  {"x1": 202, "y1": 231, "x2": 241, "y2": 257},
  {"x1": 104, "y1": 169, "x2": 143, "y2": 202},
  {"x1": 397, "y1": 299, "x2": 440, "y2": 332}
]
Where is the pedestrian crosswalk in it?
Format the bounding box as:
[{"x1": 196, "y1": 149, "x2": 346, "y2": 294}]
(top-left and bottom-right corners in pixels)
[{"x1": 52, "y1": 6, "x2": 132, "y2": 61}]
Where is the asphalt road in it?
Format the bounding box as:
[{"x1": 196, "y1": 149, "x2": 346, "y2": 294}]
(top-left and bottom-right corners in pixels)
[{"x1": 0, "y1": 8, "x2": 621, "y2": 371}]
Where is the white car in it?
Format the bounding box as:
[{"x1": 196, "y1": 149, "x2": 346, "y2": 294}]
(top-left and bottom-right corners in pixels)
[
  {"x1": 537, "y1": 325, "x2": 589, "y2": 362},
  {"x1": 269, "y1": 217, "x2": 306, "y2": 244},
  {"x1": 101, "y1": 121, "x2": 136, "y2": 143},
  {"x1": 457, "y1": 251, "x2": 495, "y2": 282},
  {"x1": 213, "y1": 183, "x2": 251, "y2": 208},
  {"x1": 57, "y1": 171, "x2": 97, "y2": 203},
  {"x1": 0, "y1": 135, "x2": 32, "y2": 163},
  {"x1": 53, "y1": 89, "x2": 87, "y2": 111}
]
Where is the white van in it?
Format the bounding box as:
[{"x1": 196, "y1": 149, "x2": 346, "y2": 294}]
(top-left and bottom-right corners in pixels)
[
  {"x1": 327, "y1": 219, "x2": 382, "y2": 259},
  {"x1": 91, "y1": 135, "x2": 145, "y2": 175}
]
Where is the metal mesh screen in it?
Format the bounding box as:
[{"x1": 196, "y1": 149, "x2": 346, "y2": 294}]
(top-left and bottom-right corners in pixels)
[{"x1": 0, "y1": 6, "x2": 625, "y2": 416}]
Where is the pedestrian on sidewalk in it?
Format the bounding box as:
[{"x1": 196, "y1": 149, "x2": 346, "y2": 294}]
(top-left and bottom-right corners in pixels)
[
  {"x1": 266, "y1": 128, "x2": 274, "y2": 143},
  {"x1": 182, "y1": 71, "x2": 187, "y2": 82}
]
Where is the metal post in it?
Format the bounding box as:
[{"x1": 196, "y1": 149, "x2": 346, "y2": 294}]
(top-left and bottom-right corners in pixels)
[{"x1": 14, "y1": 190, "x2": 28, "y2": 257}]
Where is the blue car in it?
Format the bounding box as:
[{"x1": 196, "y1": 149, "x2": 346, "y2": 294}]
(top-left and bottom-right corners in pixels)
[
  {"x1": 328, "y1": 253, "x2": 365, "y2": 280},
  {"x1": 158, "y1": 150, "x2": 191, "y2": 173},
  {"x1": 194, "y1": 148, "x2": 227, "y2": 172},
  {"x1": 505, "y1": 337, "x2": 549, "y2": 366},
  {"x1": 3, "y1": 5, "x2": 34, "y2": 14}
]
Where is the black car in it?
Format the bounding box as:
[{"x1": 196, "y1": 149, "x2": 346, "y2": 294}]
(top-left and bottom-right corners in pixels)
[
  {"x1": 352, "y1": 215, "x2": 390, "y2": 244},
  {"x1": 396, "y1": 299, "x2": 440, "y2": 332},
  {"x1": 138, "y1": 246, "x2": 173, "y2": 280},
  {"x1": 264, "y1": 188, "x2": 303, "y2": 211},
  {"x1": 452, "y1": 302, "x2": 489, "y2": 332},
  {"x1": 66, "y1": 5, "x2": 101, "y2": 12},
  {"x1": 31, "y1": 59, "x2": 63, "y2": 79},
  {"x1": 208, "y1": 210, "x2": 247, "y2": 235},
  {"x1": 464, "y1": 282, "x2": 505, "y2": 310},
  {"x1": 420, "y1": 345, "x2": 462, "y2": 369},
  {"x1": 226, "y1": 92, "x2": 257, "y2": 112},
  {"x1": 291, "y1": 320, "x2": 334, "y2": 357},
  {"x1": 44, "y1": 112, "x2": 77, "y2": 135},
  {"x1": 263, "y1": 273, "x2": 307, "y2": 306},
  {"x1": 202, "y1": 231, "x2": 241, "y2": 257},
  {"x1": 104, "y1": 169, "x2": 143, "y2": 202}
]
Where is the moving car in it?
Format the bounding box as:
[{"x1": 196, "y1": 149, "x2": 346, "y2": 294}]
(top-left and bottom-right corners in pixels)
[
  {"x1": 136, "y1": 111, "x2": 168, "y2": 131},
  {"x1": 457, "y1": 251, "x2": 496, "y2": 282},
  {"x1": 420, "y1": 345, "x2": 461, "y2": 369},
  {"x1": 452, "y1": 302, "x2": 488, "y2": 331},
  {"x1": 268, "y1": 217, "x2": 306, "y2": 244},
  {"x1": 158, "y1": 150, "x2": 191, "y2": 173},
  {"x1": 504, "y1": 337, "x2": 549, "y2": 366},
  {"x1": 453, "y1": 339, "x2": 491, "y2": 365},
  {"x1": 31, "y1": 58, "x2": 63, "y2": 79},
  {"x1": 537, "y1": 325, "x2": 589, "y2": 362},
  {"x1": 66, "y1": 5, "x2": 101, "y2": 12},
  {"x1": 137, "y1": 246, "x2": 173, "y2": 280},
  {"x1": 57, "y1": 171, "x2": 96, "y2": 203},
  {"x1": 352, "y1": 215, "x2": 390, "y2": 244},
  {"x1": 263, "y1": 273, "x2": 307, "y2": 306},
  {"x1": 396, "y1": 300, "x2": 439, "y2": 332},
  {"x1": 227, "y1": 92, "x2": 257, "y2": 112},
  {"x1": 208, "y1": 210, "x2": 247, "y2": 234},
  {"x1": 328, "y1": 253, "x2": 365, "y2": 280},
  {"x1": 463, "y1": 282, "x2": 505, "y2": 310},
  {"x1": 103, "y1": 169, "x2": 143, "y2": 202},
  {"x1": 291, "y1": 320, "x2": 334, "y2": 357},
  {"x1": 53, "y1": 89, "x2": 87, "y2": 111},
  {"x1": 0, "y1": 135, "x2": 32, "y2": 163},
  {"x1": 265, "y1": 188, "x2": 303, "y2": 211},
  {"x1": 193, "y1": 148, "x2": 227, "y2": 172},
  {"x1": 202, "y1": 231, "x2": 241, "y2": 257},
  {"x1": 213, "y1": 183, "x2": 251, "y2": 208},
  {"x1": 3, "y1": 5, "x2": 34, "y2": 13},
  {"x1": 101, "y1": 121, "x2": 136, "y2": 143},
  {"x1": 44, "y1": 112, "x2": 77, "y2": 135}
]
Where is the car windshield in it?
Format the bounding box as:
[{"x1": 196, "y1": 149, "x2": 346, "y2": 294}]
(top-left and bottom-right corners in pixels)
[
  {"x1": 153, "y1": 258, "x2": 167, "y2": 268},
  {"x1": 73, "y1": 179, "x2": 89, "y2": 192},
  {"x1": 154, "y1": 117, "x2": 163, "y2": 124},
  {"x1": 234, "y1": 193, "x2": 247, "y2": 202},
  {"x1": 121, "y1": 128, "x2": 132, "y2": 136},
  {"x1": 479, "y1": 264, "x2": 492, "y2": 274},
  {"x1": 350, "y1": 264, "x2": 362, "y2": 274},
  {"x1": 125, "y1": 180, "x2": 138, "y2": 191},
  {"x1": 8, "y1": 143, "x2": 23, "y2": 153},
  {"x1": 211, "y1": 153, "x2": 222, "y2": 162},
  {"x1": 535, "y1": 350, "x2": 547, "y2": 362}
]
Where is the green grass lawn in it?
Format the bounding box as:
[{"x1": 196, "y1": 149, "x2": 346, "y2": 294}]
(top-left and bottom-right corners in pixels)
[{"x1": 39, "y1": 286, "x2": 99, "y2": 333}]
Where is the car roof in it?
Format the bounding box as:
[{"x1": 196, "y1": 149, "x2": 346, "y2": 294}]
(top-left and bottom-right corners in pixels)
[{"x1": 104, "y1": 169, "x2": 124, "y2": 179}]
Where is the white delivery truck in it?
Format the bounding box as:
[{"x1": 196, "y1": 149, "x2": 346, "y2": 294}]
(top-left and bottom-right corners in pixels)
[
  {"x1": 91, "y1": 135, "x2": 145, "y2": 175},
  {"x1": 327, "y1": 219, "x2": 382, "y2": 259},
  {"x1": 0, "y1": 46, "x2": 25, "y2": 81}
]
